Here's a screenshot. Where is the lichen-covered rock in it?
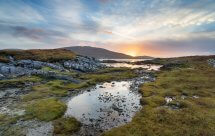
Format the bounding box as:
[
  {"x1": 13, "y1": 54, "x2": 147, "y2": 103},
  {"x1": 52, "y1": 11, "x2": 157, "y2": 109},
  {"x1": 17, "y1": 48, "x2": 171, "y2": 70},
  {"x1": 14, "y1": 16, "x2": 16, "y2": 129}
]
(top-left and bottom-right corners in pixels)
[
  {"x1": 16, "y1": 60, "x2": 65, "y2": 71},
  {"x1": 0, "y1": 62, "x2": 79, "y2": 82},
  {"x1": 17, "y1": 60, "x2": 43, "y2": 69},
  {"x1": 0, "y1": 63, "x2": 26, "y2": 76},
  {"x1": 64, "y1": 56, "x2": 105, "y2": 72},
  {"x1": 0, "y1": 55, "x2": 104, "y2": 81}
]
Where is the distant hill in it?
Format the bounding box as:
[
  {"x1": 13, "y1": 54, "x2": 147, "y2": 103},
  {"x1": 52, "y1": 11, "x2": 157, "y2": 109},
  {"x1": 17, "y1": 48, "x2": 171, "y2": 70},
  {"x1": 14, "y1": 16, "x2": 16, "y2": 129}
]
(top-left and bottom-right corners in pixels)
[{"x1": 63, "y1": 46, "x2": 153, "y2": 59}]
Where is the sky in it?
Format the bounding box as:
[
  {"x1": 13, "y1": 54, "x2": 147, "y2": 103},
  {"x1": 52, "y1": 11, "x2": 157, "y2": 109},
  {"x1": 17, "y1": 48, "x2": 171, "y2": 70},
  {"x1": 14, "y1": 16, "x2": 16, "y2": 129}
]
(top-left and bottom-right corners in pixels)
[{"x1": 0, "y1": 0, "x2": 215, "y2": 57}]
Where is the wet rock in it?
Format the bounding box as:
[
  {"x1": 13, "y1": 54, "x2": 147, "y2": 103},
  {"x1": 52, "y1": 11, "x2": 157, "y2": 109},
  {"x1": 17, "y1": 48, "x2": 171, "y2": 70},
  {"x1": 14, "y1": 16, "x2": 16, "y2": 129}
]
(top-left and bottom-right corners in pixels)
[{"x1": 112, "y1": 104, "x2": 123, "y2": 113}]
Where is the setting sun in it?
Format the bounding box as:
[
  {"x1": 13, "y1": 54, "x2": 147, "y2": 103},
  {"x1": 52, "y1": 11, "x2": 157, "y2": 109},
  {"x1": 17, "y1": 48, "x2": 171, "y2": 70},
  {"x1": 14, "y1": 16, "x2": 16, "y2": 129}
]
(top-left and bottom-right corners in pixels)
[{"x1": 127, "y1": 51, "x2": 137, "y2": 57}]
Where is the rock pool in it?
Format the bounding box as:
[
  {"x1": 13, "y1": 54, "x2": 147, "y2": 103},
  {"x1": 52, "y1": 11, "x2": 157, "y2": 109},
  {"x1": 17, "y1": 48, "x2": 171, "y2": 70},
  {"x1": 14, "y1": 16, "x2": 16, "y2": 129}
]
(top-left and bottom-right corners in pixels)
[{"x1": 65, "y1": 80, "x2": 142, "y2": 131}]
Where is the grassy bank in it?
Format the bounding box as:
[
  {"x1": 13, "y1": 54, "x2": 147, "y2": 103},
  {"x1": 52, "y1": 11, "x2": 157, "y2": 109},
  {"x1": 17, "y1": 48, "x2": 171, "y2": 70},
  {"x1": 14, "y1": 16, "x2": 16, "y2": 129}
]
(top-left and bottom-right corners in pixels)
[
  {"x1": 0, "y1": 49, "x2": 76, "y2": 62},
  {"x1": 103, "y1": 56, "x2": 215, "y2": 136}
]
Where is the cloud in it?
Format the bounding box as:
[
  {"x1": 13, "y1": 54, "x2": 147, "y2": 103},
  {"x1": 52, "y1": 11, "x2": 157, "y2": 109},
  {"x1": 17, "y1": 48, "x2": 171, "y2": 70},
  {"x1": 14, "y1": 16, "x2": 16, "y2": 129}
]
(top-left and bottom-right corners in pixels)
[
  {"x1": 0, "y1": 0, "x2": 214, "y2": 57},
  {"x1": 0, "y1": 0, "x2": 45, "y2": 25},
  {"x1": 11, "y1": 26, "x2": 66, "y2": 40}
]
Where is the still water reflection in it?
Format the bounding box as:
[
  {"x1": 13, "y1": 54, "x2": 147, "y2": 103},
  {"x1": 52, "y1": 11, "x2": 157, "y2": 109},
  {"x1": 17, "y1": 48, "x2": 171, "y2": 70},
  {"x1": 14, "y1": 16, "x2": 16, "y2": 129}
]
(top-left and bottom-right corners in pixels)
[
  {"x1": 104, "y1": 63, "x2": 162, "y2": 70},
  {"x1": 65, "y1": 81, "x2": 142, "y2": 130}
]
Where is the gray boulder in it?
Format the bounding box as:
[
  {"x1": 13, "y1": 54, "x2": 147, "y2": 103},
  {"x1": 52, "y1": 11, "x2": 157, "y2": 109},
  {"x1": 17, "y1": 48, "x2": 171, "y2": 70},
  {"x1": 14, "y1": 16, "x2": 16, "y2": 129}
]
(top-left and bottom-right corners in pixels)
[
  {"x1": 17, "y1": 60, "x2": 43, "y2": 69},
  {"x1": 0, "y1": 63, "x2": 30, "y2": 76}
]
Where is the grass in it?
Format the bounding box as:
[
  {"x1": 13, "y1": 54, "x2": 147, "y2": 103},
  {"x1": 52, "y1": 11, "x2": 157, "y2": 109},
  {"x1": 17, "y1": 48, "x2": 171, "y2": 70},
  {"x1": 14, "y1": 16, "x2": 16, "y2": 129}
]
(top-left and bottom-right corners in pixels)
[
  {"x1": 23, "y1": 67, "x2": 138, "y2": 101},
  {"x1": 22, "y1": 80, "x2": 68, "y2": 101},
  {"x1": 25, "y1": 98, "x2": 67, "y2": 121},
  {"x1": 103, "y1": 56, "x2": 215, "y2": 136},
  {"x1": 0, "y1": 49, "x2": 76, "y2": 62},
  {"x1": 81, "y1": 68, "x2": 137, "y2": 84},
  {"x1": 0, "y1": 76, "x2": 41, "y2": 88},
  {"x1": 1, "y1": 126, "x2": 25, "y2": 136},
  {"x1": 53, "y1": 117, "x2": 81, "y2": 135},
  {"x1": 22, "y1": 67, "x2": 138, "y2": 101},
  {"x1": 0, "y1": 56, "x2": 9, "y2": 63},
  {"x1": 0, "y1": 114, "x2": 19, "y2": 126},
  {"x1": 22, "y1": 80, "x2": 91, "y2": 101},
  {"x1": 0, "y1": 114, "x2": 24, "y2": 136}
]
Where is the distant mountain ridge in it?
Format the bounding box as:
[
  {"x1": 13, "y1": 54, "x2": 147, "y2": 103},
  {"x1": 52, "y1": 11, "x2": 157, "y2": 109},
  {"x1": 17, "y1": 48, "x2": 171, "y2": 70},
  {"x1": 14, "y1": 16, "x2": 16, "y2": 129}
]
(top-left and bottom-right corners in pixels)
[{"x1": 63, "y1": 46, "x2": 153, "y2": 59}]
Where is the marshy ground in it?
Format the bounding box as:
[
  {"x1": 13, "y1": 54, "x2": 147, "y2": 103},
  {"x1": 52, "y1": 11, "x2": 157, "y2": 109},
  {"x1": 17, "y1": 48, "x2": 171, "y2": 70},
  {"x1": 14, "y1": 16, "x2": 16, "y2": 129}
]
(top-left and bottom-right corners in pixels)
[
  {"x1": 0, "y1": 51, "x2": 215, "y2": 136},
  {"x1": 103, "y1": 56, "x2": 215, "y2": 136}
]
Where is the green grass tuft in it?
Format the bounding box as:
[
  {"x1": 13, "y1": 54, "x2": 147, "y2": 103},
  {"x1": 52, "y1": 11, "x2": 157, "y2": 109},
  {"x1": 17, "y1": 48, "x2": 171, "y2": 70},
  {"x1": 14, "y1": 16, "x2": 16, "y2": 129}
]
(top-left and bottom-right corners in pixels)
[
  {"x1": 0, "y1": 76, "x2": 42, "y2": 88},
  {"x1": 25, "y1": 98, "x2": 67, "y2": 121},
  {"x1": 53, "y1": 117, "x2": 81, "y2": 135}
]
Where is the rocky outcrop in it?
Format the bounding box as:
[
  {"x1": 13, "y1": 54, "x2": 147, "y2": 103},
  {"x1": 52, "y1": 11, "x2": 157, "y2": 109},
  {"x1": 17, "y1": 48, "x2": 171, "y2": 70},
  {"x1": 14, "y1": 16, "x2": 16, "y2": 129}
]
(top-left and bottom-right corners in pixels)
[
  {"x1": 16, "y1": 60, "x2": 65, "y2": 71},
  {"x1": 64, "y1": 56, "x2": 105, "y2": 72},
  {"x1": 0, "y1": 63, "x2": 79, "y2": 82},
  {"x1": 0, "y1": 63, "x2": 26, "y2": 76},
  {"x1": 160, "y1": 62, "x2": 187, "y2": 70},
  {"x1": 208, "y1": 59, "x2": 215, "y2": 67},
  {"x1": 0, "y1": 55, "x2": 105, "y2": 80}
]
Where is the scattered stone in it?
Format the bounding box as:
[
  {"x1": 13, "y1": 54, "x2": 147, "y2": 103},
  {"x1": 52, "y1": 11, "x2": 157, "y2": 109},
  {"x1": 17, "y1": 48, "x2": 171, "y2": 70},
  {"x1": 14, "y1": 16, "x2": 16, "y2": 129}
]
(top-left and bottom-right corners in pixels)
[
  {"x1": 208, "y1": 59, "x2": 215, "y2": 67},
  {"x1": 181, "y1": 95, "x2": 187, "y2": 99},
  {"x1": 165, "y1": 96, "x2": 174, "y2": 104},
  {"x1": 193, "y1": 95, "x2": 199, "y2": 99}
]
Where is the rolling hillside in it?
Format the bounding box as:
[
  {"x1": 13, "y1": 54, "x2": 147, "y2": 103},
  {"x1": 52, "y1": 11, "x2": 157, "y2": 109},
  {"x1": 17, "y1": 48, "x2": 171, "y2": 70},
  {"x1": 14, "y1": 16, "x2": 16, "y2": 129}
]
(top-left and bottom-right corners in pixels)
[{"x1": 64, "y1": 46, "x2": 153, "y2": 59}]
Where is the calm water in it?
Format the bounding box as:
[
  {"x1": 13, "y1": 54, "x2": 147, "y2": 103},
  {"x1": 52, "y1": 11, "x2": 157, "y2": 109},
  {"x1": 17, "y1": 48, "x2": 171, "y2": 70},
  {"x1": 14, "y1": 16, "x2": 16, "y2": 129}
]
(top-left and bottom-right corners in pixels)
[
  {"x1": 65, "y1": 81, "x2": 142, "y2": 130},
  {"x1": 100, "y1": 59, "x2": 162, "y2": 70},
  {"x1": 65, "y1": 59, "x2": 159, "y2": 131},
  {"x1": 100, "y1": 59, "x2": 151, "y2": 62},
  {"x1": 103, "y1": 63, "x2": 162, "y2": 70}
]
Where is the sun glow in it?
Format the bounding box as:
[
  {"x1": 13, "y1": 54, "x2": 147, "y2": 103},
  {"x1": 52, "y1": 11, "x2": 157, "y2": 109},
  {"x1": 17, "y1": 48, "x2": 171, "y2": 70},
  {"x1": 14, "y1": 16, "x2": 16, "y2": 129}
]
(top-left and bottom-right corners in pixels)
[
  {"x1": 127, "y1": 51, "x2": 137, "y2": 57},
  {"x1": 119, "y1": 43, "x2": 140, "y2": 57}
]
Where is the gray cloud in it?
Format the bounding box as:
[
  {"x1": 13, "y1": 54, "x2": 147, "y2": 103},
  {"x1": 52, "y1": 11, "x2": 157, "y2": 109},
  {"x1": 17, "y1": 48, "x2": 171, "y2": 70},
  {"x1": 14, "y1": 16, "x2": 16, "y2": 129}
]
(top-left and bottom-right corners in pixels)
[{"x1": 11, "y1": 26, "x2": 66, "y2": 40}]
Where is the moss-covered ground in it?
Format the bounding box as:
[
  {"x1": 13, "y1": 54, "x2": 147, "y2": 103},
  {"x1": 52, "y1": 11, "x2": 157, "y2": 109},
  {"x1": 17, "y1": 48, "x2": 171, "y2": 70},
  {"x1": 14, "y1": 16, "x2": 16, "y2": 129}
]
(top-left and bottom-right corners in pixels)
[
  {"x1": 53, "y1": 117, "x2": 81, "y2": 135},
  {"x1": 25, "y1": 98, "x2": 67, "y2": 121}
]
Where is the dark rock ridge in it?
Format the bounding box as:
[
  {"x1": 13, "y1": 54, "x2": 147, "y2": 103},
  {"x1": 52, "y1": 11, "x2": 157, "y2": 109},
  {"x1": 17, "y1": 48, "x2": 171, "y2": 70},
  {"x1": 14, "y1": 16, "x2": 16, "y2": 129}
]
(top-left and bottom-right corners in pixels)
[{"x1": 0, "y1": 55, "x2": 105, "y2": 80}]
